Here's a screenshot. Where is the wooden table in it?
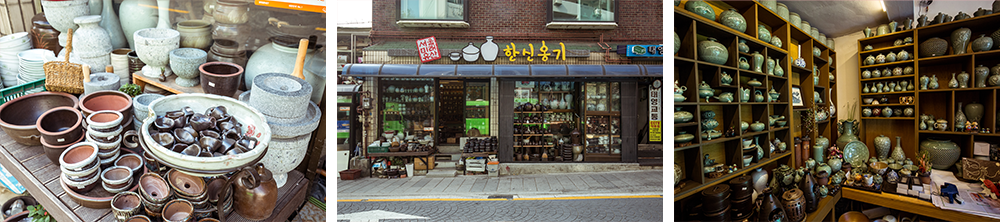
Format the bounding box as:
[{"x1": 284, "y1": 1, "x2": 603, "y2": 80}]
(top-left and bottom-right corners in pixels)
[
  {"x1": 0, "y1": 132, "x2": 310, "y2": 222},
  {"x1": 367, "y1": 149, "x2": 437, "y2": 177},
  {"x1": 132, "y1": 73, "x2": 243, "y2": 98},
  {"x1": 842, "y1": 187, "x2": 996, "y2": 221},
  {"x1": 806, "y1": 190, "x2": 842, "y2": 222}
]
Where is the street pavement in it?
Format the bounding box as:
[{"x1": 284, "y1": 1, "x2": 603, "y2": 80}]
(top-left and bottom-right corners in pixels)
[
  {"x1": 337, "y1": 169, "x2": 663, "y2": 199},
  {"x1": 336, "y1": 197, "x2": 663, "y2": 222}
]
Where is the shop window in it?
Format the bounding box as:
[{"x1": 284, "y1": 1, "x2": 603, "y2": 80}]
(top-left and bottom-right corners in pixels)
[
  {"x1": 400, "y1": 0, "x2": 465, "y2": 20},
  {"x1": 547, "y1": 0, "x2": 618, "y2": 29}
]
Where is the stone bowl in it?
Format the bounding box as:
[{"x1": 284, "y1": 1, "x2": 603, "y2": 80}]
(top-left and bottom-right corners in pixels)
[
  {"x1": 86, "y1": 110, "x2": 123, "y2": 130},
  {"x1": 60, "y1": 142, "x2": 99, "y2": 171},
  {"x1": 0, "y1": 92, "x2": 79, "y2": 146},
  {"x1": 35, "y1": 107, "x2": 83, "y2": 147},
  {"x1": 169, "y1": 48, "x2": 208, "y2": 87},
  {"x1": 134, "y1": 28, "x2": 180, "y2": 77},
  {"x1": 39, "y1": 0, "x2": 89, "y2": 33},
  {"x1": 161, "y1": 199, "x2": 193, "y2": 222},
  {"x1": 111, "y1": 191, "x2": 142, "y2": 221},
  {"x1": 132, "y1": 94, "x2": 164, "y2": 120},
  {"x1": 79, "y1": 90, "x2": 133, "y2": 127},
  {"x1": 143, "y1": 94, "x2": 270, "y2": 177}
]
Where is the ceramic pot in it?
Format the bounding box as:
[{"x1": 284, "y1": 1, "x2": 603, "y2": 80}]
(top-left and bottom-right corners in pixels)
[
  {"x1": 86, "y1": 110, "x2": 123, "y2": 130},
  {"x1": 758, "y1": 25, "x2": 771, "y2": 43},
  {"x1": 118, "y1": 0, "x2": 158, "y2": 49},
  {"x1": 127, "y1": 51, "x2": 145, "y2": 75},
  {"x1": 167, "y1": 169, "x2": 207, "y2": 201},
  {"x1": 886, "y1": 52, "x2": 896, "y2": 62},
  {"x1": 231, "y1": 164, "x2": 277, "y2": 221},
  {"x1": 752, "y1": 51, "x2": 764, "y2": 72},
  {"x1": 175, "y1": 20, "x2": 212, "y2": 50},
  {"x1": 245, "y1": 36, "x2": 318, "y2": 90},
  {"x1": 862, "y1": 108, "x2": 872, "y2": 117},
  {"x1": 210, "y1": 22, "x2": 246, "y2": 43},
  {"x1": 674, "y1": 107, "x2": 693, "y2": 123},
  {"x1": 213, "y1": 0, "x2": 249, "y2": 24},
  {"x1": 966, "y1": 101, "x2": 984, "y2": 123},
  {"x1": 991, "y1": 64, "x2": 1000, "y2": 86},
  {"x1": 71, "y1": 15, "x2": 113, "y2": 73},
  {"x1": 697, "y1": 37, "x2": 728, "y2": 65},
  {"x1": 134, "y1": 28, "x2": 180, "y2": 78},
  {"x1": 973, "y1": 34, "x2": 993, "y2": 52},
  {"x1": 976, "y1": 65, "x2": 990, "y2": 88},
  {"x1": 815, "y1": 136, "x2": 830, "y2": 149},
  {"x1": 957, "y1": 71, "x2": 970, "y2": 88},
  {"x1": 35, "y1": 107, "x2": 84, "y2": 147},
  {"x1": 953, "y1": 27, "x2": 972, "y2": 55},
  {"x1": 207, "y1": 39, "x2": 247, "y2": 68},
  {"x1": 684, "y1": 0, "x2": 715, "y2": 20},
  {"x1": 750, "y1": 121, "x2": 765, "y2": 132},
  {"x1": 674, "y1": 32, "x2": 681, "y2": 55},
  {"x1": 169, "y1": 48, "x2": 208, "y2": 87},
  {"x1": 102, "y1": 166, "x2": 132, "y2": 187},
  {"x1": 139, "y1": 173, "x2": 173, "y2": 204},
  {"x1": 79, "y1": 90, "x2": 133, "y2": 126},
  {"x1": 920, "y1": 37, "x2": 949, "y2": 57},
  {"x1": 40, "y1": 0, "x2": 89, "y2": 47},
  {"x1": 920, "y1": 137, "x2": 961, "y2": 169},
  {"x1": 738, "y1": 57, "x2": 750, "y2": 70},
  {"x1": 162, "y1": 199, "x2": 193, "y2": 222},
  {"x1": 718, "y1": 8, "x2": 746, "y2": 32},
  {"x1": 789, "y1": 12, "x2": 800, "y2": 28},
  {"x1": 199, "y1": 61, "x2": 243, "y2": 97},
  {"x1": 865, "y1": 55, "x2": 875, "y2": 65},
  {"x1": 738, "y1": 39, "x2": 749, "y2": 53},
  {"x1": 110, "y1": 48, "x2": 132, "y2": 85},
  {"x1": 30, "y1": 13, "x2": 62, "y2": 53},
  {"x1": 874, "y1": 135, "x2": 891, "y2": 159},
  {"x1": 0, "y1": 92, "x2": 80, "y2": 146},
  {"x1": 112, "y1": 191, "x2": 143, "y2": 221},
  {"x1": 60, "y1": 142, "x2": 99, "y2": 171},
  {"x1": 931, "y1": 75, "x2": 941, "y2": 89}
]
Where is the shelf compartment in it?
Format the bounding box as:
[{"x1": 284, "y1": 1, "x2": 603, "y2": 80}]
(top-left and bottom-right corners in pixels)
[
  {"x1": 674, "y1": 151, "x2": 794, "y2": 201},
  {"x1": 859, "y1": 60, "x2": 915, "y2": 69}
]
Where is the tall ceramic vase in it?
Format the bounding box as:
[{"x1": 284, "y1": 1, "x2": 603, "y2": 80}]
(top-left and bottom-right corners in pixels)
[
  {"x1": 966, "y1": 101, "x2": 984, "y2": 123},
  {"x1": 836, "y1": 120, "x2": 860, "y2": 149},
  {"x1": 953, "y1": 27, "x2": 972, "y2": 55},
  {"x1": 40, "y1": 0, "x2": 90, "y2": 48},
  {"x1": 100, "y1": 0, "x2": 126, "y2": 49},
  {"x1": 88, "y1": 0, "x2": 101, "y2": 15},
  {"x1": 892, "y1": 136, "x2": 906, "y2": 161},
  {"x1": 134, "y1": 28, "x2": 180, "y2": 78},
  {"x1": 118, "y1": 0, "x2": 158, "y2": 49},
  {"x1": 155, "y1": 0, "x2": 171, "y2": 29},
  {"x1": 874, "y1": 135, "x2": 891, "y2": 160},
  {"x1": 72, "y1": 15, "x2": 113, "y2": 74},
  {"x1": 956, "y1": 102, "x2": 968, "y2": 130}
]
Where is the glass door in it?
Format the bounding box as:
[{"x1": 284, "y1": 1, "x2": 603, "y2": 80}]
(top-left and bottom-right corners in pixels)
[{"x1": 583, "y1": 82, "x2": 621, "y2": 161}]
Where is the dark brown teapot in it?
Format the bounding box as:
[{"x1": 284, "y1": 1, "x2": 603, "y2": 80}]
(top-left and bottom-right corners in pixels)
[{"x1": 220, "y1": 163, "x2": 277, "y2": 221}]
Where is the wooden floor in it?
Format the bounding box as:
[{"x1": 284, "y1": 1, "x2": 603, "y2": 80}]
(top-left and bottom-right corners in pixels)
[{"x1": 0, "y1": 131, "x2": 309, "y2": 222}]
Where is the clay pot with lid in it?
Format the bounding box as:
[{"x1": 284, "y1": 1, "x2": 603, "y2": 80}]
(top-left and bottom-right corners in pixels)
[
  {"x1": 199, "y1": 61, "x2": 244, "y2": 97},
  {"x1": 35, "y1": 107, "x2": 84, "y2": 147},
  {"x1": 30, "y1": 13, "x2": 61, "y2": 53},
  {"x1": 112, "y1": 191, "x2": 143, "y2": 221},
  {"x1": 161, "y1": 199, "x2": 193, "y2": 222},
  {"x1": 700, "y1": 184, "x2": 730, "y2": 213},
  {"x1": 79, "y1": 90, "x2": 133, "y2": 126},
  {"x1": 728, "y1": 175, "x2": 752, "y2": 200},
  {"x1": 0, "y1": 92, "x2": 79, "y2": 146}
]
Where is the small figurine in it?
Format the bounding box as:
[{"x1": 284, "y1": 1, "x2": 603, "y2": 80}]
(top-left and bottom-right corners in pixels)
[
  {"x1": 966, "y1": 120, "x2": 973, "y2": 132},
  {"x1": 972, "y1": 122, "x2": 980, "y2": 131},
  {"x1": 704, "y1": 154, "x2": 715, "y2": 166},
  {"x1": 726, "y1": 127, "x2": 736, "y2": 137}
]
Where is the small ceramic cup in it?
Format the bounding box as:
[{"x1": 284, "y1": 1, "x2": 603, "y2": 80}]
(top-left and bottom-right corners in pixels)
[
  {"x1": 161, "y1": 199, "x2": 193, "y2": 222},
  {"x1": 59, "y1": 142, "x2": 99, "y2": 171},
  {"x1": 112, "y1": 191, "x2": 143, "y2": 221}
]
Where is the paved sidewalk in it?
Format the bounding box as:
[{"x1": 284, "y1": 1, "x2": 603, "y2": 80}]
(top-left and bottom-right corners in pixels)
[
  {"x1": 337, "y1": 198, "x2": 664, "y2": 222},
  {"x1": 336, "y1": 170, "x2": 663, "y2": 199}
]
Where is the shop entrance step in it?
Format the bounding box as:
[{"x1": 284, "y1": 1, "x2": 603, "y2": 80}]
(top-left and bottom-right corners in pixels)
[{"x1": 425, "y1": 166, "x2": 458, "y2": 177}]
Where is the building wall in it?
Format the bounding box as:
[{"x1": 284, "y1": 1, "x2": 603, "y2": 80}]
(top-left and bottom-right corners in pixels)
[{"x1": 370, "y1": 0, "x2": 664, "y2": 42}]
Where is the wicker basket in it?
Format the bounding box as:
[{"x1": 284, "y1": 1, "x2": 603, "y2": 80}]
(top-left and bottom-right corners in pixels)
[{"x1": 43, "y1": 28, "x2": 84, "y2": 94}]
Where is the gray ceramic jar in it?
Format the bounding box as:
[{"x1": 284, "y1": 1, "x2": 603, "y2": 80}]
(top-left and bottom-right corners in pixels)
[
  {"x1": 244, "y1": 36, "x2": 319, "y2": 90},
  {"x1": 718, "y1": 8, "x2": 746, "y2": 33}
]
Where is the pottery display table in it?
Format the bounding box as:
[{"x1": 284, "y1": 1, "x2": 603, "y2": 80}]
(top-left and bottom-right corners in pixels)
[
  {"x1": 131, "y1": 73, "x2": 244, "y2": 98},
  {"x1": 843, "y1": 187, "x2": 994, "y2": 221},
  {"x1": 0, "y1": 131, "x2": 309, "y2": 222},
  {"x1": 367, "y1": 148, "x2": 437, "y2": 177}
]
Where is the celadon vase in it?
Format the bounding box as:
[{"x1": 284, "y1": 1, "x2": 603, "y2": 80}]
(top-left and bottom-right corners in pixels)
[
  {"x1": 977, "y1": 65, "x2": 990, "y2": 88},
  {"x1": 698, "y1": 37, "x2": 729, "y2": 65},
  {"x1": 155, "y1": 0, "x2": 171, "y2": 29},
  {"x1": 684, "y1": 0, "x2": 715, "y2": 20},
  {"x1": 892, "y1": 136, "x2": 906, "y2": 161},
  {"x1": 718, "y1": 8, "x2": 746, "y2": 33},
  {"x1": 874, "y1": 135, "x2": 891, "y2": 160},
  {"x1": 99, "y1": 0, "x2": 126, "y2": 49},
  {"x1": 836, "y1": 120, "x2": 860, "y2": 149},
  {"x1": 752, "y1": 51, "x2": 764, "y2": 72},
  {"x1": 119, "y1": 0, "x2": 158, "y2": 49},
  {"x1": 956, "y1": 102, "x2": 968, "y2": 130},
  {"x1": 966, "y1": 101, "x2": 984, "y2": 123},
  {"x1": 920, "y1": 137, "x2": 961, "y2": 170},
  {"x1": 953, "y1": 27, "x2": 972, "y2": 55}
]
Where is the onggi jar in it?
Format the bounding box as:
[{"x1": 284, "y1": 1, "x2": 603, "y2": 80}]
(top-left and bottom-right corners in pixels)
[
  {"x1": 213, "y1": 0, "x2": 249, "y2": 25},
  {"x1": 176, "y1": 20, "x2": 212, "y2": 50}
]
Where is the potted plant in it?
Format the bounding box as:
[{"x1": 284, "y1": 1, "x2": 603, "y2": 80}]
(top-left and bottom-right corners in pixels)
[
  {"x1": 917, "y1": 150, "x2": 934, "y2": 184},
  {"x1": 26, "y1": 205, "x2": 51, "y2": 222}
]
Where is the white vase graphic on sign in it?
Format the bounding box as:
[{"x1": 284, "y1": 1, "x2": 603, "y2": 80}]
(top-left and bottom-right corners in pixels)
[
  {"x1": 481, "y1": 36, "x2": 499, "y2": 62},
  {"x1": 462, "y1": 42, "x2": 480, "y2": 62}
]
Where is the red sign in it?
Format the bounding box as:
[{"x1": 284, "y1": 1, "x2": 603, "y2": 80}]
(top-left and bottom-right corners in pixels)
[{"x1": 417, "y1": 36, "x2": 441, "y2": 63}]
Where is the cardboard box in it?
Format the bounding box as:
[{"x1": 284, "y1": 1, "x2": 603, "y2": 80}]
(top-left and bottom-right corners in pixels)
[{"x1": 414, "y1": 157, "x2": 435, "y2": 170}]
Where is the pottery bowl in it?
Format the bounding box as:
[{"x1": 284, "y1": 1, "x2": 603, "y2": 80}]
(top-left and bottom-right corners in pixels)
[
  {"x1": 169, "y1": 48, "x2": 208, "y2": 80},
  {"x1": 90, "y1": 122, "x2": 123, "y2": 138},
  {"x1": 103, "y1": 177, "x2": 133, "y2": 194},
  {"x1": 143, "y1": 94, "x2": 270, "y2": 177},
  {"x1": 86, "y1": 110, "x2": 123, "y2": 130},
  {"x1": 79, "y1": 90, "x2": 133, "y2": 126},
  {"x1": 60, "y1": 142, "x2": 99, "y2": 170},
  {"x1": 35, "y1": 107, "x2": 83, "y2": 147},
  {"x1": 126, "y1": 215, "x2": 152, "y2": 222},
  {"x1": 87, "y1": 131, "x2": 122, "y2": 151},
  {"x1": 198, "y1": 61, "x2": 244, "y2": 97},
  {"x1": 116, "y1": 153, "x2": 144, "y2": 174},
  {"x1": 198, "y1": 217, "x2": 220, "y2": 222},
  {"x1": 1, "y1": 196, "x2": 37, "y2": 218},
  {"x1": 134, "y1": 28, "x2": 181, "y2": 67},
  {"x1": 100, "y1": 150, "x2": 121, "y2": 168},
  {"x1": 871, "y1": 162, "x2": 889, "y2": 175},
  {"x1": 112, "y1": 191, "x2": 143, "y2": 221},
  {"x1": 41, "y1": 133, "x2": 85, "y2": 165},
  {"x1": 132, "y1": 94, "x2": 165, "y2": 120},
  {"x1": 61, "y1": 170, "x2": 99, "y2": 193},
  {"x1": 61, "y1": 157, "x2": 99, "y2": 179},
  {"x1": 0, "y1": 92, "x2": 79, "y2": 145},
  {"x1": 138, "y1": 173, "x2": 173, "y2": 203},
  {"x1": 776, "y1": 120, "x2": 787, "y2": 127},
  {"x1": 863, "y1": 98, "x2": 874, "y2": 104},
  {"x1": 175, "y1": 20, "x2": 213, "y2": 50},
  {"x1": 102, "y1": 166, "x2": 133, "y2": 185},
  {"x1": 161, "y1": 199, "x2": 193, "y2": 222},
  {"x1": 167, "y1": 169, "x2": 207, "y2": 199},
  {"x1": 742, "y1": 155, "x2": 753, "y2": 166}
]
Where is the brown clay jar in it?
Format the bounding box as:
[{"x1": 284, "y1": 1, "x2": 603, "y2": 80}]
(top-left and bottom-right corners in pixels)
[
  {"x1": 36, "y1": 107, "x2": 84, "y2": 147},
  {"x1": 233, "y1": 163, "x2": 277, "y2": 220},
  {"x1": 198, "y1": 61, "x2": 244, "y2": 97},
  {"x1": 30, "y1": 13, "x2": 61, "y2": 53}
]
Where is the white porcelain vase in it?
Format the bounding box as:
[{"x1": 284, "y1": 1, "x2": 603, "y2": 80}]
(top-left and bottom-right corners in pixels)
[
  {"x1": 99, "y1": 0, "x2": 127, "y2": 49},
  {"x1": 134, "y1": 28, "x2": 179, "y2": 78}
]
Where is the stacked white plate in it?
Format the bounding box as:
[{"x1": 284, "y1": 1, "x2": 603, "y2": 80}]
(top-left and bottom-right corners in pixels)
[
  {"x1": 0, "y1": 32, "x2": 32, "y2": 87},
  {"x1": 17, "y1": 49, "x2": 55, "y2": 85}
]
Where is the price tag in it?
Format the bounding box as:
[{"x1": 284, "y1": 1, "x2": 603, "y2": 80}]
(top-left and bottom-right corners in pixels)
[{"x1": 423, "y1": 127, "x2": 433, "y2": 131}]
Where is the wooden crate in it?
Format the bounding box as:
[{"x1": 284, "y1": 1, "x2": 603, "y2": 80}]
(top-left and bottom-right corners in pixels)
[{"x1": 0, "y1": 0, "x2": 35, "y2": 35}]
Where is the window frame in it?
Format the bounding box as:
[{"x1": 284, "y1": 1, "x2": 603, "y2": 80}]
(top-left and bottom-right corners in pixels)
[
  {"x1": 396, "y1": 0, "x2": 470, "y2": 22},
  {"x1": 546, "y1": 0, "x2": 619, "y2": 23}
]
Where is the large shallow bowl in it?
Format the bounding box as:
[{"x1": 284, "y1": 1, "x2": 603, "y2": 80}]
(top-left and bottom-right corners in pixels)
[
  {"x1": 0, "y1": 92, "x2": 79, "y2": 145},
  {"x1": 142, "y1": 93, "x2": 270, "y2": 177}
]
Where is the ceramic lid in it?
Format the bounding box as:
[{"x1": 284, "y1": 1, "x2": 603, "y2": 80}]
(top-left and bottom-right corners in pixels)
[
  {"x1": 782, "y1": 188, "x2": 803, "y2": 200},
  {"x1": 701, "y1": 184, "x2": 730, "y2": 199},
  {"x1": 729, "y1": 175, "x2": 750, "y2": 187}
]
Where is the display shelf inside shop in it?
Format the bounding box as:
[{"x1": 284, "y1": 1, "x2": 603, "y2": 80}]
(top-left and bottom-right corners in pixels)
[
  {"x1": 132, "y1": 73, "x2": 245, "y2": 98},
  {"x1": 674, "y1": 150, "x2": 793, "y2": 201}
]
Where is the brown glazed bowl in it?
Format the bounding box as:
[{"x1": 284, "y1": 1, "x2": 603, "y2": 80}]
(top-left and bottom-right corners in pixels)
[
  {"x1": 0, "y1": 92, "x2": 79, "y2": 145},
  {"x1": 167, "y1": 169, "x2": 207, "y2": 200},
  {"x1": 61, "y1": 148, "x2": 145, "y2": 209},
  {"x1": 35, "y1": 107, "x2": 83, "y2": 147},
  {"x1": 199, "y1": 61, "x2": 244, "y2": 97},
  {"x1": 161, "y1": 199, "x2": 193, "y2": 222},
  {"x1": 116, "y1": 153, "x2": 144, "y2": 178},
  {"x1": 102, "y1": 166, "x2": 133, "y2": 186},
  {"x1": 41, "y1": 132, "x2": 85, "y2": 165},
  {"x1": 79, "y1": 90, "x2": 133, "y2": 127},
  {"x1": 125, "y1": 215, "x2": 152, "y2": 222},
  {"x1": 139, "y1": 172, "x2": 173, "y2": 204},
  {"x1": 111, "y1": 191, "x2": 142, "y2": 221}
]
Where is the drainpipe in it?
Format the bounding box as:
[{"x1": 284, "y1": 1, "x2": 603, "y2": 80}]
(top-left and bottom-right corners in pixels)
[{"x1": 599, "y1": 34, "x2": 630, "y2": 64}]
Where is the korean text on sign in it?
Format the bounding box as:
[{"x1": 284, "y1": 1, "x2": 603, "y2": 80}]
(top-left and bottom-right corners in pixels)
[
  {"x1": 417, "y1": 36, "x2": 441, "y2": 63},
  {"x1": 503, "y1": 41, "x2": 566, "y2": 62}
]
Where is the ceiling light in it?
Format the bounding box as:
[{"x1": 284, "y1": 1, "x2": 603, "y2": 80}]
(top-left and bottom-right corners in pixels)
[{"x1": 881, "y1": 0, "x2": 886, "y2": 12}]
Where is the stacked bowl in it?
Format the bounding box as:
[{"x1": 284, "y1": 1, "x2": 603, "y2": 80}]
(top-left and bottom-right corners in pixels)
[
  {"x1": 16, "y1": 49, "x2": 55, "y2": 85},
  {"x1": 86, "y1": 110, "x2": 124, "y2": 168},
  {"x1": 101, "y1": 166, "x2": 133, "y2": 194},
  {"x1": 137, "y1": 173, "x2": 172, "y2": 217},
  {"x1": 59, "y1": 142, "x2": 101, "y2": 193},
  {"x1": 36, "y1": 107, "x2": 85, "y2": 164},
  {"x1": 166, "y1": 169, "x2": 213, "y2": 218},
  {"x1": 0, "y1": 32, "x2": 33, "y2": 87}
]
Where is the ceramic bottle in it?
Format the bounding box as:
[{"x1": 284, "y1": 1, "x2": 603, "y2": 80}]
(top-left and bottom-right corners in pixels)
[
  {"x1": 752, "y1": 51, "x2": 764, "y2": 72},
  {"x1": 30, "y1": 13, "x2": 61, "y2": 53},
  {"x1": 966, "y1": 101, "x2": 984, "y2": 123},
  {"x1": 956, "y1": 102, "x2": 968, "y2": 131},
  {"x1": 119, "y1": 0, "x2": 158, "y2": 49},
  {"x1": 481, "y1": 36, "x2": 499, "y2": 62},
  {"x1": 977, "y1": 65, "x2": 990, "y2": 87},
  {"x1": 99, "y1": 0, "x2": 126, "y2": 49},
  {"x1": 953, "y1": 27, "x2": 972, "y2": 54},
  {"x1": 958, "y1": 71, "x2": 971, "y2": 88},
  {"x1": 930, "y1": 75, "x2": 940, "y2": 89}
]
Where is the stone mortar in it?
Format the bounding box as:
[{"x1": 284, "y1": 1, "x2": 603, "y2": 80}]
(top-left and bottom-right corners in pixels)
[
  {"x1": 83, "y1": 73, "x2": 121, "y2": 96},
  {"x1": 259, "y1": 133, "x2": 310, "y2": 188},
  {"x1": 240, "y1": 91, "x2": 320, "y2": 138},
  {"x1": 249, "y1": 73, "x2": 312, "y2": 119}
]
